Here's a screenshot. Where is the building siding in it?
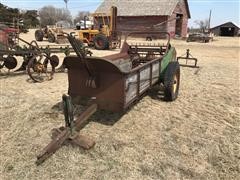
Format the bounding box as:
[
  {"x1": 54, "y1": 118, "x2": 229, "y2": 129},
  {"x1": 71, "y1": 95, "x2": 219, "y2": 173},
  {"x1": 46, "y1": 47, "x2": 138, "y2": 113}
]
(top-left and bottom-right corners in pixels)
[
  {"x1": 167, "y1": 0, "x2": 188, "y2": 37},
  {"x1": 117, "y1": 16, "x2": 168, "y2": 32},
  {"x1": 94, "y1": 0, "x2": 189, "y2": 37}
]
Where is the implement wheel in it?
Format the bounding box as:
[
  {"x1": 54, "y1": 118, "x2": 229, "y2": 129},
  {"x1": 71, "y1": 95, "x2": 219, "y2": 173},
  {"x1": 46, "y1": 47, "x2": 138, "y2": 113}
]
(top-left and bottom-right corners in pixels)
[
  {"x1": 4, "y1": 56, "x2": 18, "y2": 70},
  {"x1": 27, "y1": 55, "x2": 55, "y2": 83},
  {"x1": 50, "y1": 55, "x2": 59, "y2": 68},
  {"x1": 0, "y1": 56, "x2": 4, "y2": 69},
  {"x1": 35, "y1": 30, "x2": 44, "y2": 41},
  {"x1": 163, "y1": 61, "x2": 180, "y2": 101},
  {"x1": 93, "y1": 34, "x2": 109, "y2": 50}
]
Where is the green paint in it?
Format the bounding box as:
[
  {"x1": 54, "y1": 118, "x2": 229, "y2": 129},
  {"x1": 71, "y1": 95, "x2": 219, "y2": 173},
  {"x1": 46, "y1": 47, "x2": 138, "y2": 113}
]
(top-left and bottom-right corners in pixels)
[
  {"x1": 159, "y1": 47, "x2": 176, "y2": 80},
  {"x1": 0, "y1": 42, "x2": 7, "y2": 50}
]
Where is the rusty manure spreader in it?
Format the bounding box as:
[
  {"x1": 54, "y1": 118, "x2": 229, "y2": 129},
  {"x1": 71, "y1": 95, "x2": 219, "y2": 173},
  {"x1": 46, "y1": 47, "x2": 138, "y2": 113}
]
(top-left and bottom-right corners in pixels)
[{"x1": 36, "y1": 31, "x2": 181, "y2": 165}]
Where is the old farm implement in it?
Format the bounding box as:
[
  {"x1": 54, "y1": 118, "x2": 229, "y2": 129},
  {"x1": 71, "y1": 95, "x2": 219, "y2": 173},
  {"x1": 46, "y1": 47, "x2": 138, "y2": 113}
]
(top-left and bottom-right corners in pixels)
[
  {"x1": 0, "y1": 36, "x2": 61, "y2": 82},
  {"x1": 187, "y1": 33, "x2": 213, "y2": 43},
  {"x1": 177, "y1": 49, "x2": 199, "y2": 68},
  {"x1": 0, "y1": 31, "x2": 78, "y2": 82},
  {"x1": 36, "y1": 31, "x2": 180, "y2": 165},
  {"x1": 35, "y1": 24, "x2": 69, "y2": 44}
]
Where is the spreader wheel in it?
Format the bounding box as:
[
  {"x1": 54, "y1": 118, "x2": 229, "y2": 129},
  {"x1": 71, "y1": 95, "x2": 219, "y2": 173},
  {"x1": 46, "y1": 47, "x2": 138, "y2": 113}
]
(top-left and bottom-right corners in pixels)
[
  {"x1": 4, "y1": 56, "x2": 18, "y2": 70},
  {"x1": 27, "y1": 56, "x2": 55, "y2": 83},
  {"x1": 163, "y1": 61, "x2": 180, "y2": 101}
]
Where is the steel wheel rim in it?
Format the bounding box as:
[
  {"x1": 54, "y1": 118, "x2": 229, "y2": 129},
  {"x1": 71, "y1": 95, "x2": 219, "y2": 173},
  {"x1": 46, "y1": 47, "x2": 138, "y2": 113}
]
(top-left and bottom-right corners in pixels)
[
  {"x1": 173, "y1": 74, "x2": 178, "y2": 93},
  {"x1": 27, "y1": 56, "x2": 54, "y2": 82}
]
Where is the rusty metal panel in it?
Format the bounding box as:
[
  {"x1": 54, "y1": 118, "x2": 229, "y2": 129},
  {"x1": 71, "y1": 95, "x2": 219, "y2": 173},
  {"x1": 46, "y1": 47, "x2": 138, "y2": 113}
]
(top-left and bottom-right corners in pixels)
[
  {"x1": 152, "y1": 61, "x2": 160, "y2": 84},
  {"x1": 139, "y1": 66, "x2": 151, "y2": 93},
  {"x1": 125, "y1": 73, "x2": 138, "y2": 104},
  {"x1": 64, "y1": 56, "x2": 125, "y2": 112}
]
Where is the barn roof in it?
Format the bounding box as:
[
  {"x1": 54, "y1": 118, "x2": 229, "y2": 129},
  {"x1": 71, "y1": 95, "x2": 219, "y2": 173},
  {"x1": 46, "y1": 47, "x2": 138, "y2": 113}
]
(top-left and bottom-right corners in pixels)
[
  {"x1": 211, "y1": 22, "x2": 239, "y2": 30},
  {"x1": 95, "y1": 0, "x2": 191, "y2": 18}
]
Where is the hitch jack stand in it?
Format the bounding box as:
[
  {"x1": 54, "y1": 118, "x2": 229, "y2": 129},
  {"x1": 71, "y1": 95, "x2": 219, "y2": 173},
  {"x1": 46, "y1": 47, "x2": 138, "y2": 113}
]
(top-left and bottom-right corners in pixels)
[
  {"x1": 36, "y1": 94, "x2": 97, "y2": 165},
  {"x1": 177, "y1": 49, "x2": 199, "y2": 68}
]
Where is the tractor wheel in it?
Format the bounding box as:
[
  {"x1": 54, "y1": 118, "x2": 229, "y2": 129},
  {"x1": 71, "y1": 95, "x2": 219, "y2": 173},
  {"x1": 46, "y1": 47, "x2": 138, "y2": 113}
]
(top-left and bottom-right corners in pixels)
[
  {"x1": 48, "y1": 33, "x2": 55, "y2": 43},
  {"x1": 163, "y1": 61, "x2": 180, "y2": 101},
  {"x1": 93, "y1": 34, "x2": 109, "y2": 50},
  {"x1": 35, "y1": 30, "x2": 44, "y2": 41}
]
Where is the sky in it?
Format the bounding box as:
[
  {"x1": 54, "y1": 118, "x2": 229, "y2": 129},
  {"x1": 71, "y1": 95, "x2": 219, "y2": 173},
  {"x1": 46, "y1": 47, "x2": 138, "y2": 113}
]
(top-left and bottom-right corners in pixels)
[{"x1": 0, "y1": 0, "x2": 239, "y2": 28}]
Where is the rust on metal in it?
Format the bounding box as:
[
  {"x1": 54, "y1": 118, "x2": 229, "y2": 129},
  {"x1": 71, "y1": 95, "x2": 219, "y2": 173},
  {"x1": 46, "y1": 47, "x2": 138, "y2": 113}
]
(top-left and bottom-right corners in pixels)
[
  {"x1": 0, "y1": 34, "x2": 79, "y2": 82},
  {"x1": 63, "y1": 31, "x2": 171, "y2": 112},
  {"x1": 38, "y1": 31, "x2": 180, "y2": 165},
  {"x1": 36, "y1": 94, "x2": 97, "y2": 165}
]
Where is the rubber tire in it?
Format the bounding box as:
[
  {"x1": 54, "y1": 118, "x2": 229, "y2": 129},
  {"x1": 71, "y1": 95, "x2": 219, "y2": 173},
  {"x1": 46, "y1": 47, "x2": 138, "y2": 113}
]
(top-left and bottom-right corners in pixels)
[
  {"x1": 48, "y1": 33, "x2": 55, "y2": 43},
  {"x1": 50, "y1": 55, "x2": 59, "y2": 67},
  {"x1": 146, "y1": 36, "x2": 152, "y2": 41},
  {"x1": 4, "y1": 56, "x2": 17, "y2": 70},
  {"x1": 35, "y1": 30, "x2": 44, "y2": 41},
  {"x1": 163, "y1": 61, "x2": 180, "y2": 101},
  {"x1": 93, "y1": 34, "x2": 109, "y2": 50}
]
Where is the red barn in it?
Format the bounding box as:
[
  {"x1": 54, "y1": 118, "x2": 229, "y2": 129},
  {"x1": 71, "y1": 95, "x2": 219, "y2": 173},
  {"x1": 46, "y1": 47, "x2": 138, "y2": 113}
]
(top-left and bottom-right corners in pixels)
[{"x1": 95, "y1": 0, "x2": 191, "y2": 37}]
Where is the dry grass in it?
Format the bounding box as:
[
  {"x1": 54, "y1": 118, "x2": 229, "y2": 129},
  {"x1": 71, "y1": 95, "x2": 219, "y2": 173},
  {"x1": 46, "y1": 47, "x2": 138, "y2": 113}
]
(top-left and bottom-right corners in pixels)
[{"x1": 0, "y1": 30, "x2": 239, "y2": 179}]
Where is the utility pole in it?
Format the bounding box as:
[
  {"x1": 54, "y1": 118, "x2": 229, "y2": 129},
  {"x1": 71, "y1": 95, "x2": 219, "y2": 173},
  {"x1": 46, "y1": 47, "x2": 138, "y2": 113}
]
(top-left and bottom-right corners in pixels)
[
  {"x1": 208, "y1": 10, "x2": 212, "y2": 29},
  {"x1": 64, "y1": 0, "x2": 69, "y2": 10}
]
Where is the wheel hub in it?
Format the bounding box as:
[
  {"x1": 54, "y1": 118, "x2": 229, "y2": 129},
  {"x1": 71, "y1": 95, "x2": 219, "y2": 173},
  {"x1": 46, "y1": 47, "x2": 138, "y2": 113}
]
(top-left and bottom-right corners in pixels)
[
  {"x1": 173, "y1": 75, "x2": 178, "y2": 93},
  {"x1": 34, "y1": 63, "x2": 45, "y2": 73}
]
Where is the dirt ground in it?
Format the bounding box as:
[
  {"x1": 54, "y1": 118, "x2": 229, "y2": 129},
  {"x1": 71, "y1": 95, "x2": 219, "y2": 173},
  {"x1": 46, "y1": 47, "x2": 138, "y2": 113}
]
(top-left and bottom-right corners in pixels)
[{"x1": 0, "y1": 30, "x2": 239, "y2": 180}]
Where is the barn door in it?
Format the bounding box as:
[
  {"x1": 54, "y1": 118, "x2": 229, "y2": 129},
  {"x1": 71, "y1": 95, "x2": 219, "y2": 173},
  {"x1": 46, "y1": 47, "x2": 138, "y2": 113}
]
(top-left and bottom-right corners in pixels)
[
  {"x1": 220, "y1": 27, "x2": 235, "y2": 36},
  {"x1": 175, "y1": 14, "x2": 183, "y2": 37}
]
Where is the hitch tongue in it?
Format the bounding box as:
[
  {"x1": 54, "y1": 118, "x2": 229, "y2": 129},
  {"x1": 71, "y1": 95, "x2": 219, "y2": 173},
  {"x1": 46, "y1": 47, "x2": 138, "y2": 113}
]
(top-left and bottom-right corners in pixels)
[{"x1": 36, "y1": 94, "x2": 97, "y2": 165}]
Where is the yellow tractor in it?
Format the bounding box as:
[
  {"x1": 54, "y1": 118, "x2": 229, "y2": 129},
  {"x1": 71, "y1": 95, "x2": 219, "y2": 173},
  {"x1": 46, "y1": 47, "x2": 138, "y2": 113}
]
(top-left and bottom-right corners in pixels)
[{"x1": 77, "y1": 6, "x2": 121, "y2": 50}]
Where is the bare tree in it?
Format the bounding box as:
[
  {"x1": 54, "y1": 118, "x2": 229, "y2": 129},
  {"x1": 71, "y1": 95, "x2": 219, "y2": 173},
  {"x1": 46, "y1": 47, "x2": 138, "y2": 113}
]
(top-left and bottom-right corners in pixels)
[
  {"x1": 194, "y1": 19, "x2": 209, "y2": 32},
  {"x1": 39, "y1": 5, "x2": 72, "y2": 26},
  {"x1": 74, "y1": 11, "x2": 90, "y2": 24}
]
